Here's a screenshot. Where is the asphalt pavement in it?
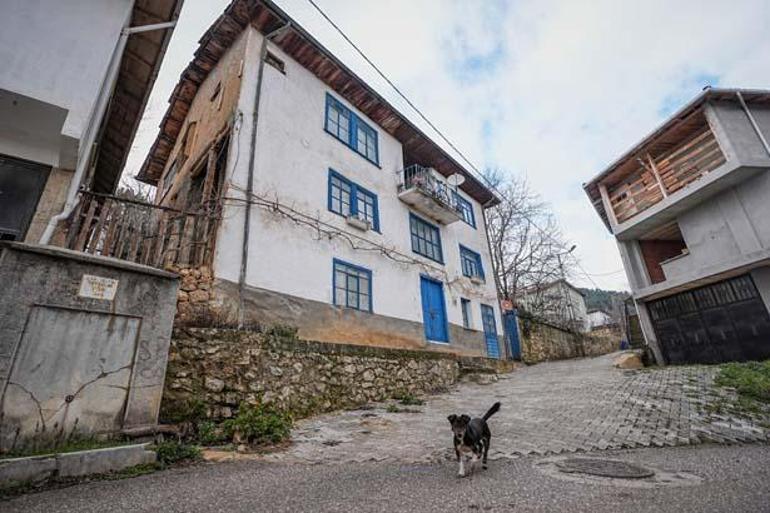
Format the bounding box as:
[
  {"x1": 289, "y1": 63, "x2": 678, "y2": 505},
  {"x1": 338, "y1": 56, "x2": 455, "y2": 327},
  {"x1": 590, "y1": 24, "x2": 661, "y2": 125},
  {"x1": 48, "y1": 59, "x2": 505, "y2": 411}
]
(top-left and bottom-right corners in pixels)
[{"x1": 5, "y1": 444, "x2": 770, "y2": 513}]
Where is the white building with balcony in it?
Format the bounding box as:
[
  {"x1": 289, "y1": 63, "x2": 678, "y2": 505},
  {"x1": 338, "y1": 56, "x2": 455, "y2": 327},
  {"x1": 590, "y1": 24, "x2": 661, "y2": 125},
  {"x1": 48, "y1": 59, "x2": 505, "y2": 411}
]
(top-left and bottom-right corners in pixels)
[
  {"x1": 584, "y1": 88, "x2": 770, "y2": 364},
  {"x1": 135, "y1": 0, "x2": 505, "y2": 358}
]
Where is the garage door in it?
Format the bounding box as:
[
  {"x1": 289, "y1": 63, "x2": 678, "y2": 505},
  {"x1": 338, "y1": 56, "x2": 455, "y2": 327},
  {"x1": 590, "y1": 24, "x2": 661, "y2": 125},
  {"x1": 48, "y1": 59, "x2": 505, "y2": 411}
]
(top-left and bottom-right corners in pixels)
[
  {"x1": 0, "y1": 155, "x2": 50, "y2": 240},
  {"x1": 648, "y1": 275, "x2": 770, "y2": 364}
]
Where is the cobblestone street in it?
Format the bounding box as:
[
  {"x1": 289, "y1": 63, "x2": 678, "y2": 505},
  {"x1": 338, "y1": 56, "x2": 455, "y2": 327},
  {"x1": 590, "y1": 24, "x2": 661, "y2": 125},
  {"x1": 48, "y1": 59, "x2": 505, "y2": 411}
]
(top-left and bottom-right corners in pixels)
[{"x1": 265, "y1": 353, "x2": 769, "y2": 464}]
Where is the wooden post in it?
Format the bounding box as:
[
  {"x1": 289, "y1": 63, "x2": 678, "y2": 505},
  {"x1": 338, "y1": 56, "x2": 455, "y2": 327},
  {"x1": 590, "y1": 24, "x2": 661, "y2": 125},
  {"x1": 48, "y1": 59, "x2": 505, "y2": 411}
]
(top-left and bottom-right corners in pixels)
[
  {"x1": 646, "y1": 153, "x2": 668, "y2": 197},
  {"x1": 598, "y1": 183, "x2": 619, "y2": 231}
]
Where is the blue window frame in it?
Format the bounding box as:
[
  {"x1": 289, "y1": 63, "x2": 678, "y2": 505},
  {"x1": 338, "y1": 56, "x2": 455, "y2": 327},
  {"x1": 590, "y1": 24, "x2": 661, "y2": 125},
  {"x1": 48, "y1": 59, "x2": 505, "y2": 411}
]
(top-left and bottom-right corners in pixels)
[
  {"x1": 333, "y1": 259, "x2": 372, "y2": 312},
  {"x1": 460, "y1": 245, "x2": 484, "y2": 280},
  {"x1": 327, "y1": 170, "x2": 380, "y2": 231},
  {"x1": 325, "y1": 93, "x2": 379, "y2": 165},
  {"x1": 453, "y1": 192, "x2": 476, "y2": 228},
  {"x1": 410, "y1": 213, "x2": 443, "y2": 263},
  {"x1": 461, "y1": 298, "x2": 472, "y2": 329}
]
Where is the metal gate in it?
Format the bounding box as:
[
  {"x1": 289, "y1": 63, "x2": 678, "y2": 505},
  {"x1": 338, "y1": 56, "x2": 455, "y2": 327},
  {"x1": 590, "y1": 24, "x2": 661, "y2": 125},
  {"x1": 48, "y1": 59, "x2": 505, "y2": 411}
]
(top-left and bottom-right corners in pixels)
[
  {"x1": 648, "y1": 274, "x2": 770, "y2": 364},
  {"x1": 503, "y1": 310, "x2": 521, "y2": 360}
]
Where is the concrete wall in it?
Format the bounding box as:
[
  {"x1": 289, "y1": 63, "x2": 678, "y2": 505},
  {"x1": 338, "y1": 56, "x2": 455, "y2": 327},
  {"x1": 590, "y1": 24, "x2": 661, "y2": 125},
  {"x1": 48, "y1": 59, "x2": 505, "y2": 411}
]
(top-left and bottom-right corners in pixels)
[
  {"x1": 0, "y1": 0, "x2": 133, "y2": 168},
  {"x1": 206, "y1": 28, "x2": 501, "y2": 356},
  {"x1": 0, "y1": 243, "x2": 178, "y2": 451}
]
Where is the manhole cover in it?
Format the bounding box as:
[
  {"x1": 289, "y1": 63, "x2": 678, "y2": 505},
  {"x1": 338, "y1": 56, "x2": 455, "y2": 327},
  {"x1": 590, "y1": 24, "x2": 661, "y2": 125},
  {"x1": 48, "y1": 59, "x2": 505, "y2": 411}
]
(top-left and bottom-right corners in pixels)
[{"x1": 555, "y1": 458, "x2": 655, "y2": 479}]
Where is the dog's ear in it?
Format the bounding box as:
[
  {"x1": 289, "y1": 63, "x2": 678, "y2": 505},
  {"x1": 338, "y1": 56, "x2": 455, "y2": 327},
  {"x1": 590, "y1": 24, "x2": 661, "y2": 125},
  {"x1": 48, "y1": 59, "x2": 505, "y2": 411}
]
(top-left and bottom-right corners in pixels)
[
  {"x1": 460, "y1": 414, "x2": 471, "y2": 423},
  {"x1": 447, "y1": 414, "x2": 457, "y2": 424}
]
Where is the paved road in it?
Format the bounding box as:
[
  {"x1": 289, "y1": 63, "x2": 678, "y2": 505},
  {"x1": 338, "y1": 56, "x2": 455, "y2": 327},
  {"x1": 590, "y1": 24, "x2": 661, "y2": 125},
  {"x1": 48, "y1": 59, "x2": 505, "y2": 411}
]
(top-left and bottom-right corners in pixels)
[
  {"x1": 265, "y1": 353, "x2": 768, "y2": 464},
  {"x1": 7, "y1": 444, "x2": 770, "y2": 512}
]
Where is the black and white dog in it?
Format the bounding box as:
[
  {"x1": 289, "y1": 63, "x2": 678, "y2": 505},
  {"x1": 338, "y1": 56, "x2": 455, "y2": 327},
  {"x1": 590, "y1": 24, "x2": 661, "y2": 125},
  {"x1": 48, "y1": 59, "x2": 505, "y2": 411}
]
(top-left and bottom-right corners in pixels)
[{"x1": 447, "y1": 402, "x2": 500, "y2": 477}]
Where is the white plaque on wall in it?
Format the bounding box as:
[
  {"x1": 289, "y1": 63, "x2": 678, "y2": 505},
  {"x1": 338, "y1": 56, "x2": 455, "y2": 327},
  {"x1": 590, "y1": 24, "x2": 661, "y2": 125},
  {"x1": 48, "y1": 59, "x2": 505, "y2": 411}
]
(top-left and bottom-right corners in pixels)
[{"x1": 78, "y1": 275, "x2": 119, "y2": 301}]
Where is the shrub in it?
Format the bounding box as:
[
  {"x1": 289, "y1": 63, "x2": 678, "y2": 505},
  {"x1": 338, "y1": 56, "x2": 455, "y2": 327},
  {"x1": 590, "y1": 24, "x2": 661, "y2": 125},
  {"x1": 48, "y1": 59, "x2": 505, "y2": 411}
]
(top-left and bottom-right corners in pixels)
[
  {"x1": 154, "y1": 440, "x2": 201, "y2": 466},
  {"x1": 197, "y1": 421, "x2": 227, "y2": 446},
  {"x1": 222, "y1": 403, "x2": 292, "y2": 446},
  {"x1": 160, "y1": 397, "x2": 207, "y2": 425}
]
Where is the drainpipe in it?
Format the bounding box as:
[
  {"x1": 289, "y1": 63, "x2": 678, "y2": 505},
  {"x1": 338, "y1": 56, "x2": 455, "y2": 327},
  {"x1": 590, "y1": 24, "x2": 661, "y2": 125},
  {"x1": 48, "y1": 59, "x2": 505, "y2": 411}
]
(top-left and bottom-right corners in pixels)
[
  {"x1": 238, "y1": 22, "x2": 292, "y2": 328},
  {"x1": 39, "y1": 20, "x2": 178, "y2": 245},
  {"x1": 736, "y1": 91, "x2": 770, "y2": 157}
]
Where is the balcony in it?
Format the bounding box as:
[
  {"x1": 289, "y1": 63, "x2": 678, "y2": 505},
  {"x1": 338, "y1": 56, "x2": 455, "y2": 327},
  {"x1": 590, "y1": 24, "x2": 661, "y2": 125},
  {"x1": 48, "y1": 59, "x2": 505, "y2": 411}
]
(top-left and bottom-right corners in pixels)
[{"x1": 397, "y1": 165, "x2": 461, "y2": 224}]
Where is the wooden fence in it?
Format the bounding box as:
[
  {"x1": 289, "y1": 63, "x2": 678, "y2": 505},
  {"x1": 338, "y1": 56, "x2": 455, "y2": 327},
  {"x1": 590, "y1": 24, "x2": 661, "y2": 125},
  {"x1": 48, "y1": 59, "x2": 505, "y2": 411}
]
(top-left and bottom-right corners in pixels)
[{"x1": 63, "y1": 191, "x2": 218, "y2": 269}]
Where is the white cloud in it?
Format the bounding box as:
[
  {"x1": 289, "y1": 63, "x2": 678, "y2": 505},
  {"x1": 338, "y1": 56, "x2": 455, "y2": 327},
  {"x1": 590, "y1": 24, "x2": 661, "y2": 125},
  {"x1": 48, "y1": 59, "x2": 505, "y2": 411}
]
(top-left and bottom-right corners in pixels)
[{"x1": 124, "y1": 0, "x2": 770, "y2": 291}]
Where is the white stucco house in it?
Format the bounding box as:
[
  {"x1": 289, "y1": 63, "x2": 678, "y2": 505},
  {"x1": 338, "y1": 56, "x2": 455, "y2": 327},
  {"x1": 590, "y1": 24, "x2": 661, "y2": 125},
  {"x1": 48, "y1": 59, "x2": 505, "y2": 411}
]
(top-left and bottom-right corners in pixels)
[
  {"x1": 0, "y1": 0, "x2": 182, "y2": 244},
  {"x1": 584, "y1": 88, "x2": 770, "y2": 364},
  {"x1": 136, "y1": 0, "x2": 506, "y2": 358},
  {"x1": 518, "y1": 279, "x2": 590, "y2": 333}
]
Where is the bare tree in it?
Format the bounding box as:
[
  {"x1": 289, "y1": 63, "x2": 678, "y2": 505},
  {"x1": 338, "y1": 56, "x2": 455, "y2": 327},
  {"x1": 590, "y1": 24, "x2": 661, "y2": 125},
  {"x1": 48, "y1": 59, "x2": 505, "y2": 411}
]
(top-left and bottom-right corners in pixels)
[{"x1": 483, "y1": 169, "x2": 575, "y2": 320}]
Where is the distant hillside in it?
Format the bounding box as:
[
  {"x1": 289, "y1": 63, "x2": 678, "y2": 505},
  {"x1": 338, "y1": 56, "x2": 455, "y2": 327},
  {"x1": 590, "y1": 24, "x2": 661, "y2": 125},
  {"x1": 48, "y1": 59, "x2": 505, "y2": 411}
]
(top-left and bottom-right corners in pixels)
[{"x1": 579, "y1": 288, "x2": 631, "y2": 313}]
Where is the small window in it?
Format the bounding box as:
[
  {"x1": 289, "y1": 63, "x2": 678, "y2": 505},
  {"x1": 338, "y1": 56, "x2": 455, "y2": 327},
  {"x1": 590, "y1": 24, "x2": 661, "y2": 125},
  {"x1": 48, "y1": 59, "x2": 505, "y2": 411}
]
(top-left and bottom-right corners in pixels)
[
  {"x1": 460, "y1": 245, "x2": 484, "y2": 280},
  {"x1": 161, "y1": 159, "x2": 179, "y2": 198},
  {"x1": 333, "y1": 259, "x2": 372, "y2": 312},
  {"x1": 410, "y1": 213, "x2": 443, "y2": 263},
  {"x1": 210, "y1": 82, "x2": 222, "y2": 101},
  {"x1": 454, "y1": 192, "x2": 476, "y2": 228},
  {"x1": 461, "y1": 298, "x2": 472, "y2": 329},
  {"x1": 328, "y1": 170, "x2": 380, "y2": 231},
  {"x1": 265, "y1": 51, "x2": 285, "y2": 73},
  {"x1": 324, "y1": 93, "x2": 379, "y2": 165}
]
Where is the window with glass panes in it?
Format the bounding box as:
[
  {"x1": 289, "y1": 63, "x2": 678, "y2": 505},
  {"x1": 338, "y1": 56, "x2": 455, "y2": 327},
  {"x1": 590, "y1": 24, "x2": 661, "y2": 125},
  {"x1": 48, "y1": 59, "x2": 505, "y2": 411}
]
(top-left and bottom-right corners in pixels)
[
  {"x1": 461, "y1": 298, "x2": 472, "y2": 329},
  {"x1": 328, "y1": 170, "x2": 379, "y2": 231},
  {"x1": 410, "y1": 214, "x2": 443, "y2": 263},
  {"x1": 333, "y1": 259, "x2": 372, "y2": 312},
  {"x1": 453, "y1": 192, "x2": 476, "y2": 228},
  {"x1": 460, "y1": 245, "x2": 484, "y2": 279},
  {"x1": 324, "y1": 94, "x2": 379, "y2": 165}
]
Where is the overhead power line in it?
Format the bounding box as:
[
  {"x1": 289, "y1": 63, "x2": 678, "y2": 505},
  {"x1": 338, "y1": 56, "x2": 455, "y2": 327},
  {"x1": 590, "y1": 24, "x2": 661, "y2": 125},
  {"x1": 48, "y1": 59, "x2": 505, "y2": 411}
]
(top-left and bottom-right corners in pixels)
[{"x1": 304, "y1": 0, "x2": 622, "y2": 289}]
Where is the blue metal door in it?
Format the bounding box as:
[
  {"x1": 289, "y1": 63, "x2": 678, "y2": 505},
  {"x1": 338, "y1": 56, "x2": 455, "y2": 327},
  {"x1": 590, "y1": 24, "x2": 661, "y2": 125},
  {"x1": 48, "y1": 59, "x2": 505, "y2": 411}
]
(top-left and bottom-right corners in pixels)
[
  {"x1": 481, "y1": 304, "x2": 500, "y2": 359},
  {"x1": 420, "y1": 276, "x2": 448, "y2": 343},
  {"x1": 503, "y1": 310, "x2": 521, "y2": 360}
]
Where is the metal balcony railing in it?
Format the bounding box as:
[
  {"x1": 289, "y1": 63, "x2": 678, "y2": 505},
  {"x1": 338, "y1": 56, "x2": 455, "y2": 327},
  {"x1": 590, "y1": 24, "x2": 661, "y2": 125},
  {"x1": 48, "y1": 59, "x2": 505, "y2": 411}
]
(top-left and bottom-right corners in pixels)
[{"x1": 398, "y1": 164, "x2": 461, "y2": 213}]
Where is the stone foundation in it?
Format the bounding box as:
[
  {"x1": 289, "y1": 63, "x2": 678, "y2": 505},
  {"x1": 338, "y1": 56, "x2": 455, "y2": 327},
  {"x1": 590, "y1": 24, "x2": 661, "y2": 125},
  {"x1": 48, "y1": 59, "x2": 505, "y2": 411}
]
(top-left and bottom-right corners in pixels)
[{"x1": 162, "y1": 327, "x2": 464, "y2": 421}]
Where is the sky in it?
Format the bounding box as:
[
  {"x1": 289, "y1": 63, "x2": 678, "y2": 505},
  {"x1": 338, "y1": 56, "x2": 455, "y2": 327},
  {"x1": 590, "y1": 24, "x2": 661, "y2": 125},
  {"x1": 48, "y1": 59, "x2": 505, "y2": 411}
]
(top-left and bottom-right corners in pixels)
[{"x1": 123, "y1": 0, "x2": 770, "y2": 292}]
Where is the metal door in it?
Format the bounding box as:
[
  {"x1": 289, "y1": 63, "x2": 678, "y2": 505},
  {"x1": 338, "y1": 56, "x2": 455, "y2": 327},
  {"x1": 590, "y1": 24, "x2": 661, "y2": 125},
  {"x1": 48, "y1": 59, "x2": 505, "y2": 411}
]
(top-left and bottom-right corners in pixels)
[
  {"x1": 481, "y1": 304, "x2": 500, "y2": 359},
  {"x1": 503, "y1": 309, "x2": 521, "y2": 360},
  {"x1": 0, "y1": 155, "x2": 50, "y2": 240},
  {"x1": 648, "y1": 275, "x2": 770, "y2": 364},
  {"x1": 420, "y1": 276, "x2": 448, "y2": 342}
]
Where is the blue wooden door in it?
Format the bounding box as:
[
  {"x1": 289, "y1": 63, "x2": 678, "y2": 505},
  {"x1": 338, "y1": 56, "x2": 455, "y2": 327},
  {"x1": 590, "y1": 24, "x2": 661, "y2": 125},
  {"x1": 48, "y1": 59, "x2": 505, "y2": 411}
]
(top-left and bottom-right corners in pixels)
[
  {"x1": 420, "y1": 276, "x2": 448, "y2": 343},
  {"x1": 504, "y1": 310, "x2": 521, "y2": 360},
  {"x1": 481, "y1": 304, "x2": 500, "y2": 359}
]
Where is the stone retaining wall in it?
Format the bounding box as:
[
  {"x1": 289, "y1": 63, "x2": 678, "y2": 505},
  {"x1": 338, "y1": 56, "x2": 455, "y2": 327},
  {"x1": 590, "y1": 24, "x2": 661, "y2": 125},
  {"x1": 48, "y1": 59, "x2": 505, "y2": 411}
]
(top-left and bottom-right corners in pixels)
[
  {"x1": 519, "y1": 317, "x2": 619, "y2": 364},
  {"x1": 163, "y1": 328, "x2": 462, "y2": 421}
]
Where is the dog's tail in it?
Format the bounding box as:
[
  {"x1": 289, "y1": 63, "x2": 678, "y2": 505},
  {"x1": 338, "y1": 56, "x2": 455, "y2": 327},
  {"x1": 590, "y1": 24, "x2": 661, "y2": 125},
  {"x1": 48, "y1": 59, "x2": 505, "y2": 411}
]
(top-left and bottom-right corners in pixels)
[{"x1": 482, "y1": 402, "x2": 501, "y2": 421}]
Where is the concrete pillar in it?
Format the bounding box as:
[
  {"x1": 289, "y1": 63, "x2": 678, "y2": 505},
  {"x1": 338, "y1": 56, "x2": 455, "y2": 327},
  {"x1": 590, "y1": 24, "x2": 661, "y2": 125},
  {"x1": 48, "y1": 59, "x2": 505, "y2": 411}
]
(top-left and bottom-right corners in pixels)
[
  {"x1": 635, "y1": 299, "x2": 666, "y2": 365},
  {"x1": 751, "y1": 266, "x2": 770, "y2": 315}
]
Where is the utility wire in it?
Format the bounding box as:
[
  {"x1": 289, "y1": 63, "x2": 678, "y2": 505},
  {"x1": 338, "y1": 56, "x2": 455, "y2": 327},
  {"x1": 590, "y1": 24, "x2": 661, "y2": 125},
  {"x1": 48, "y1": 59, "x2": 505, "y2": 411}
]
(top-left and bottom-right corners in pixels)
[{"x1": 304, "y1": 0, "x2": 620, "y2": 288}]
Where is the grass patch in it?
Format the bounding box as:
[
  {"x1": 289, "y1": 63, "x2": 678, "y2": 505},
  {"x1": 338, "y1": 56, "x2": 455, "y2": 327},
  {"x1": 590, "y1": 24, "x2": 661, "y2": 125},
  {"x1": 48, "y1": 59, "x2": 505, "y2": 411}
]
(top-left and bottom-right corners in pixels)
[
  {"x1": 714, "y1": 361, "x2": 770, "y2": 403},
  {"x1": 393, "y1": 393, "x2": 424, "y2": 406}
]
